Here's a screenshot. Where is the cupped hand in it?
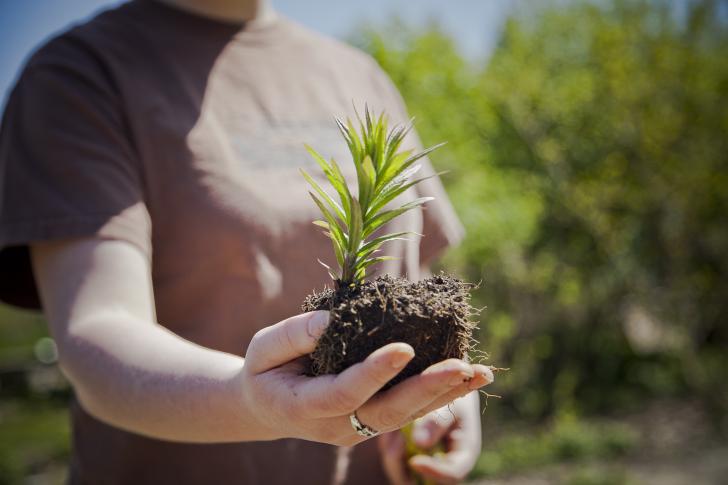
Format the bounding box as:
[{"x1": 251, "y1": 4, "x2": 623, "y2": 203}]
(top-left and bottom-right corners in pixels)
[
  {"x1": 240, "y1": 310, "x2": 494, "y2": 446},
  {"x1": 378, "y1": 392, "x2": 484, "y2": 485}
]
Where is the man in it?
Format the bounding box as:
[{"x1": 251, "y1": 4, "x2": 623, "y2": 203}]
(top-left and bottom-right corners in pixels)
[{"x1": 0, "y1": 0, "x2": 493, "y2": 483}]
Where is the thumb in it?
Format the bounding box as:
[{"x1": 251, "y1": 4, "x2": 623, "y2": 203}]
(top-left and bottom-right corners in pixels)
[
  {"x1": 412, "y1": 409, "x2": 455, "y2": 449},
  {"x1": 245, "y1": 311, "x2": 329, "y2": 374}
]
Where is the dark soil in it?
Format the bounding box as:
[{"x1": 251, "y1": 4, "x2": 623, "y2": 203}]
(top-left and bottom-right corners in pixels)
[{"x1": 301, "y1": 273, "x2": 478, "y2": 389}]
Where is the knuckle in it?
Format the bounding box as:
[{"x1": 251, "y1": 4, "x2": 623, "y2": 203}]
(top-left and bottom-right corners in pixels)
[
  {"x1": 376, "y1": 407, "x2": 404, "y2": 429},
  {"x1": 425, "y1": 381, "x2": 446, "y2": 400},
  {"x1": 278, "y1": 324, "x2": 296, "y2": 353},
  {"x1": 282, "y1": 320, "x2": 309, "y2": 356},
  {"x1": 247, "y1": 327, "x2": 271, "y2": 357},
  {"x1": 246, "y1": 330, "x2": 263, "y2": 355},
  {"x1": 251, "y1": 325, "x2": 271, "y2": 344},
  {"x1": 370, "y1": 364, "x2": 395, "y2": 387}
]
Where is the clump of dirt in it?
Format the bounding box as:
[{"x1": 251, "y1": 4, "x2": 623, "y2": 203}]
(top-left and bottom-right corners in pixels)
[{"x1": 302, "y1": 273, "x2": 478, "y2": 389}]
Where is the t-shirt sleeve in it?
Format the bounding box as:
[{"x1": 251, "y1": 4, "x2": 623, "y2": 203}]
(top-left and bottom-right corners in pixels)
[
  {"x1": 369, "y1": 65, "x2": 465, "y2": 266},
  {"x1": 0, "y1": 38, "x2": 151, "y2": 307}
]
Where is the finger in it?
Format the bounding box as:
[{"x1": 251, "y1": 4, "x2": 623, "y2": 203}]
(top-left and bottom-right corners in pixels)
[
  {"x1": 409, "y1": 450, "x2": 473, "y2": 485},
  {"x1": 417, "y1": 365, "x2": 494, "y2": 417},
  {"x1": 412, "y1": 410, "x2": 455, "y2": 449},
  {"x1": 245, "y1": 311, "x2": 329, "y2": 374},
  {"x1": 296, "y1": 342, "x2": 414, "y2": 418},
  {"x1": 323, "y1": 364, "x2": 486, "y2": 446},
  {"x1": 357, "y1": 359, "x2": 474, "y2": 432},
  {"x1": 378, "y1": 431, "x2": 414, "y2": 485}
]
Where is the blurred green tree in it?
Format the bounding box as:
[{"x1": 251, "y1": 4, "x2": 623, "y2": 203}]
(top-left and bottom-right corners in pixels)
[{"x1": 355, "y1": 0, "x2": 728, "y2": 422}]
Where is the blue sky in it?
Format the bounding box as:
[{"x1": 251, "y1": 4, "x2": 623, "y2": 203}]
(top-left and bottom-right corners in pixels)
[{"x1": 0, "y1": 0, "x2": 512, "y2": 108}]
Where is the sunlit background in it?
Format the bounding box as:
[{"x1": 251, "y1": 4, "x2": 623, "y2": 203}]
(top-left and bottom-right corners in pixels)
[
  {"x1": 2, "y1": 1, "x2": 727, "y2": 484},
  {"x1": 0, "y1": 0, "x2": 512, "y2": 107}
]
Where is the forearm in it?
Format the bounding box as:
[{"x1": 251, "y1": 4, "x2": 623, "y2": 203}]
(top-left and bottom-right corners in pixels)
[
  {"x1": 30, "y1": 239, "x2": 279, "y2": 443},
  {"x1": 58, "y1": 310, "x2": 274, "y2": 443}
]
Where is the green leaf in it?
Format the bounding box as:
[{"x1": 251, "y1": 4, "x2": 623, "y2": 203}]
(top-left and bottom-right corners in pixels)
[
  {"x1": 400, "y1": 142, "x2": 446, "y2": 170},
  {"x1": 368, "y1": 173, "x2": 440, "y2": 217},
  {"x1": 326, "y1": 158, "x2": 351, "y2": 215},
  {"x1": 301, "y1": 168, "x2": 346, "y2": 222},
  {"x1": 317, "y1": 259, "x2": 339, "y2": 281},
  {"x1": 346, "y1": 118, "x2": 364, "y2": 160},
  {"x1": 353, "y1": 255, "x2": 399, "y2": 282},
  {"x1": 328, "y1": 233, "x2": 345, "y2": 268},
  {"x1": 356, "y1": 231, "x2": 412, "y2": 259},
  {"x1": 363, "y1": 197, "x2": 434, "y2": 238},
  {"x1": 302, "y1": 106, "x2": 443, "y2": 285},
  {"x1": 376, "y1": 149, "x2": 413, "y2": 189},
  {"x1": 384, "y1": 118, "x2": 414, "y2": 161},
  {"x1": 304, "y1": 144, "x2": 332, "y2": 173},
  {"x1": 362, "y1": 255, "x2": 398, "y2": 267},
  {"x1": 348, "y1": 196, "x2": 364, "y2": 253},
  {"x1": 364, "y1": 104, "x2": 373, "y2": 135},
  {"x1": 309, "y1": 192, "x2": 347, "y2": 248},
  {"x1": 354, "y1": 232, "x2": 413, "y2": 268},
  {"x1": 355, "y1": 155, "x2": 374, "y2": 210},
  {"x1": 357, "y1": 255, "x2": 398, "y2": 272},
  {"x1": 381, "y1": 142, "x2": 446, "y2": 185},
  {"x1": 373, "y1": 112, "x2": 387, "y2": 169},
  {"x1": 362, "y1": 155, "x2": 376, "y2": 187},
  {"x1": 306, "y1": 145, "x2": 352, "y2": 215}
]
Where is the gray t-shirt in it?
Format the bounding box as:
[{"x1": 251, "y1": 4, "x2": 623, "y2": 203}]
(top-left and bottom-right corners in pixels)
[{"x1": 0, "y1": 1, "x2": 464, "y2": 483}]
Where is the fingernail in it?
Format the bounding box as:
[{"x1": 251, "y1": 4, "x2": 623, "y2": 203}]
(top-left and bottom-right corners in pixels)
[
  {"x1": 481, "y1": 366, "x2": 495, "y2": 384},
  {"x1": 308, "y1": 311, "x2": 329, "y2": 338},
  {"x1": 467, "y1": 376, "x2": 485, "y2": 390},
  {"x1": 468, "y1": 369, "x2": 494, "y2": 390},
  {"x1": 390, "y1": 350, "x2": 414, "y2": 369}
]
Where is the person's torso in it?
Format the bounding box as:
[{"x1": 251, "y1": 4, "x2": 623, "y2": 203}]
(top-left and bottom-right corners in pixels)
[
  {"x1": 58, "y1": 2, "x2": 421, "y2": 483},
  {"x1": 96, "y1": 0, "x2": 420, "y2": 353}
]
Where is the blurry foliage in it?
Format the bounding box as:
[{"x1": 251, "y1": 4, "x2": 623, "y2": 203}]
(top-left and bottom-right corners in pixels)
[
  {"x1": 0, "y1": 398, "x2": 69, "y2": 485},
  {"x1": 566, "y1": 468, "x2": 638, "y2": 485},
  {"x1": 472, "y1": 415, "x2": 638, "y2": 478},
  {"x1": 0, "y1": 305, "x2": 70, "y2": 484},
  {"x1": 356, "y1": 0, "x2": 728, "y2": 422}
]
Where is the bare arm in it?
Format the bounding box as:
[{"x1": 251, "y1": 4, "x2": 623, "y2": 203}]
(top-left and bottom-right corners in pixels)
[
  {"x1": 32, "y1": 238, "x2": 260, "y2": 442},
  {"x1": 32, "y1": 238, "x2": 493, "y2": 444}
]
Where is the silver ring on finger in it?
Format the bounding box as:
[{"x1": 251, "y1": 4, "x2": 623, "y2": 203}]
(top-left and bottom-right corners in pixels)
[{"x1": 349, "y1": 411, "x2": 379, "y2": 438}]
